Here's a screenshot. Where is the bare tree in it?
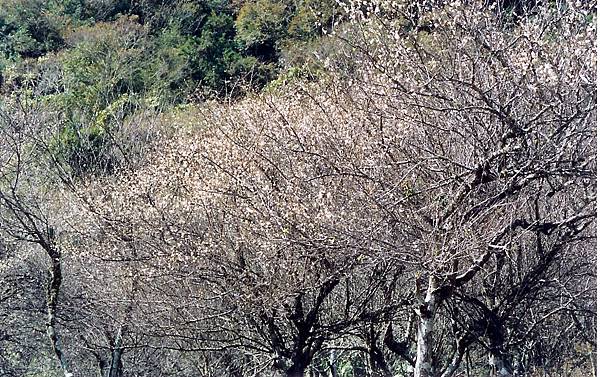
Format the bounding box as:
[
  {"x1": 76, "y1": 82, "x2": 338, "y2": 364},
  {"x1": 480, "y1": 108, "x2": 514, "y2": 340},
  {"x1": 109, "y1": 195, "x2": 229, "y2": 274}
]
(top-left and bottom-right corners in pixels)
[{"x1": 0, "y1": 100, "x2": 74, "y2": 377}]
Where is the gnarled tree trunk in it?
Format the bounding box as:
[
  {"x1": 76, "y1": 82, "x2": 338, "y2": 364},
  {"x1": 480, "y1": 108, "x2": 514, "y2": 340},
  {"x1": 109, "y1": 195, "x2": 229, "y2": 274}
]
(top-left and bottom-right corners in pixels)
[{"x1": 45, "y1": 245, "x2": 71, "y2": 377}]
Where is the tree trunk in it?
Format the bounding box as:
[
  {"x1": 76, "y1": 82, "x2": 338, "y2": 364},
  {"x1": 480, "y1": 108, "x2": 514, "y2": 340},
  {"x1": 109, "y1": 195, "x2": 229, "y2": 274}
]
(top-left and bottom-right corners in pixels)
[
  {"x1": 367, "y1": 336, "x2": 393, "y2": 377},
  {"x1": 488, "y1": 320, "x2": 511, "y2": 376},
  {"x1": 489, "y1": 352, "x2": 512, "y2": 376},
  {"x1": 107, "y1": 273, "x2": 137, "y2": 377},
  {"x1": 414, "y1": 276, "x2": 439, "y2": 377},
  {"x1": 46, "y1": 249, "x2": 72, "y2": 377},
  {"x1": 363, "y1": 321, "x2": 391, "y2": 377},
  {"x1": 108, "y1": 326, "x2": 124, "y2": 377},
  {"x1": 328, "y1": 349, "x2": 338, "y2": 377},
  {"x1": 368, "y1": 347, "x2": 393, "y2": 377}
]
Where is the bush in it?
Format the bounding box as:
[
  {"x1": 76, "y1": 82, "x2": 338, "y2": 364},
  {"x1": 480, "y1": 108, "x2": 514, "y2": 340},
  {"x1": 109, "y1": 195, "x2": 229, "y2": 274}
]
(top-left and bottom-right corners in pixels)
[
  {"x1": 141, "y1": 26, "x2": 195, "y2": 103},
  {"x1": 50, "y1": 121, "x2": 113, "y2": 176},
  {"x1": 56, "y1": 16, "x2": 146, "y2": 119},
  {"x1": 235, "y1": 0, "x2": 291, "y2": 59},
  {"x1": 188, "y1": 10, "x2": 239, "y2": 91},
  {"x1": 0, "y1": 0, "x2": 64, "y2": 59},
  {"x1": 287, "y1": 0, "x2": 340, "y2": 40}
]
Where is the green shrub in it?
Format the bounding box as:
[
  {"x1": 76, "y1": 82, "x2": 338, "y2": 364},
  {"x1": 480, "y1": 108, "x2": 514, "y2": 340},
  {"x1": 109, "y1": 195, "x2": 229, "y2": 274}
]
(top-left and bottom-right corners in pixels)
[
  {"x1": 0, "y1": 0, "x2": 64, "y2": 59},
  {"x1": 50, "y1": 121, "x2": 113, "y2": 176},
  {"x1": 141, "y1": 26, "x2": 195, "y2": 103},
  {"x1": 287, "y1": 0, "x2": 340, "y2": 40},
  {"x1": 188, "y1": 10, "x2": 238, "y2": 90},
  {"x1": 235, "y1": 0, "x2": 291, "y2": 60},
  {"x1": 181, "y1": 3, "x2": 277, "y2": 97},
  {"x1": 56, "y1": 16, "x2": 146, "y2": 118}
]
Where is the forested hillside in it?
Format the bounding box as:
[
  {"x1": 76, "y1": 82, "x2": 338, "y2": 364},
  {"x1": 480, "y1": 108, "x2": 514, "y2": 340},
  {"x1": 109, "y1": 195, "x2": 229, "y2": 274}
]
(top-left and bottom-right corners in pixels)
[{"x1": 0, "y1": 1, "x2": 596, "y2": 377}]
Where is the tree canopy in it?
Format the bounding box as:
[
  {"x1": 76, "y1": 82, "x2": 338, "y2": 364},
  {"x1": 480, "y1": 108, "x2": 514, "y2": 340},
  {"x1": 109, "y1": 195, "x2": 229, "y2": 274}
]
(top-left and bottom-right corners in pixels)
[{"x1": 0, "y1": 1, "x2": 596, "y2": 377}]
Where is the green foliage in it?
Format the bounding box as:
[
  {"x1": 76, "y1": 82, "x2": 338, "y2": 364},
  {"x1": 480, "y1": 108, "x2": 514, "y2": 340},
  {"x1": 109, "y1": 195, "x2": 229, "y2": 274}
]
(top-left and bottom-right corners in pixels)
[
  {"x1": 48, "y1": 16, "x2": 146, "y2": 175},
  {"x1": 54, "y1": 0, "x2": 133, "y2": 23},
  {"x1": 265, "y1": 64, "x2": 318, "y2": 92},
  {"x1": 287, "y1": 0, "x2": 339, "y2": 40},
  {"x1": 56, "y1": 16, "x2": 145, "y2": 118},
  {"x1": 233, "y1": 0, "x2": 342, "y2": 91},
  {"x1": 139, "y1": 26, "x2": 194, "y2": 102},
  {"x1": 235, "y1": 0, "x2": 341, "y2": 55},
  {"x1": 49, "y1": 93, "x2": 136, "y2": 176},
  {"x1": 235, "y1": 0, "x2": 291, "y2": 59},
  {"x1": 50, "y1": 120, "x2": 113, "y2": 176},
  {"x1": 0, "y1": 0, "x2": 64, "y2": 59},
  {"x1": 189, "y1": 10, "x2": 239, "y2": 91},
  {"x1": 0, "y1": 0, "x2": 345, "y2": 103},
  {"x1": 226, "y1": 53, "x2": 278, "y2": 90}
]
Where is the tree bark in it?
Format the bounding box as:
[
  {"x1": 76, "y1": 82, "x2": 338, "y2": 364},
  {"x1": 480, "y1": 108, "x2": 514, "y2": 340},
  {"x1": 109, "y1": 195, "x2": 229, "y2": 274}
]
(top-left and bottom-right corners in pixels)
[
  {"x1": 108, "y1": 326, "x2": 124, "y2": 377},
  {"x1": 414, "y1": 276, "x2": 439, "y2": 377},
  {"x1": 328, "y1": 349, "x2": 338, "y2": 377},
  {"x1": 108, "y1": 270, "x2": 137, "y2": 377},
  {"x1": 366, "y1": 323, "x2": 393, "y2": 377},
  {"x1": 46, "y1": 247, "x2": 71, "y2": 377},
  {"x1": 368, "y1": 346, "x2": 393, "y2": 377}
]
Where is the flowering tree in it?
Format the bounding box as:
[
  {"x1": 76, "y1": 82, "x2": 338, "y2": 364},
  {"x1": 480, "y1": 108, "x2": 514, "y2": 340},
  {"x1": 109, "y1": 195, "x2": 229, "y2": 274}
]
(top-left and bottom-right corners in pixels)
[
  {"x1": 70, "y1": 2, "x2": 595, "y2": 374},
  {"x1": 327, "y1": 1, "x2": 596, "y2": 375},
  {"x1": 0, "y1": 1, "x2": 594, "y2": 377}
]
